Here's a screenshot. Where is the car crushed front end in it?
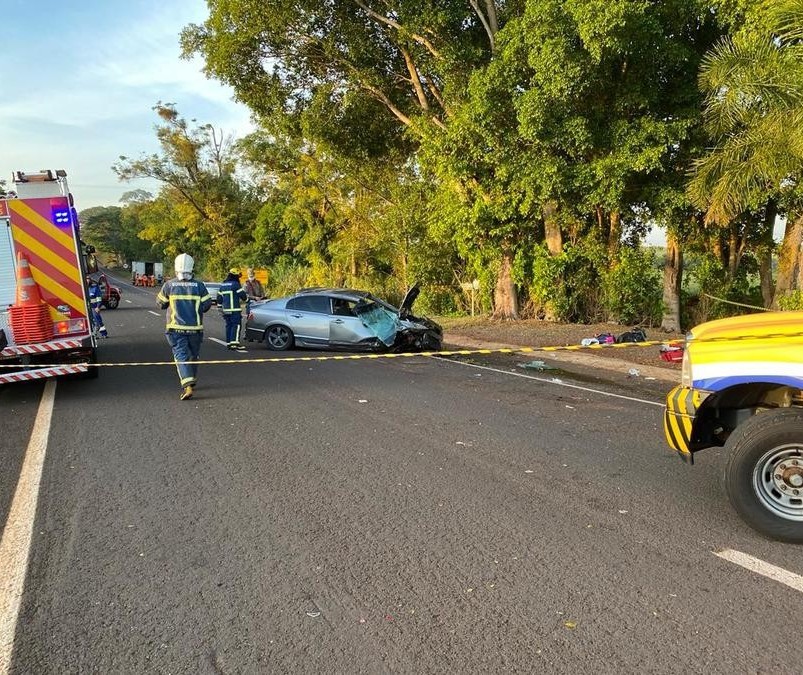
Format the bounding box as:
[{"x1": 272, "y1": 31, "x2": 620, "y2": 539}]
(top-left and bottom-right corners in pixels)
[{"x1": 355, "y1": 286, "x2": 442, "y2": 352}]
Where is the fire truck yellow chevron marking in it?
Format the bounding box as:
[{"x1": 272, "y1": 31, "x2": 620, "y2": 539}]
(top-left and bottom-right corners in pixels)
[
  {"x1": 10, "y1": 226, "x2": 82, "y2": 288},
  {"x1": 9, "y1": 200, "x2": 74, "y2": 252},
  {"x1": 28, "y1": 264, "x2": 85, "y2": 313}
]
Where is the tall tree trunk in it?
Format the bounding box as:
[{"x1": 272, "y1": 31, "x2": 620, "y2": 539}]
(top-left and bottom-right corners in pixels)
[
  {"x1": 759, "y1": 251, "x2": 774, "y2": 307},
  {"x1": 608, "y1": 210, "x2": 621, "y2": 261},
  {"x1": 661, "y1": 231, "x2": 683, "y2": 332},
  {"x1": 759, "y1": 199, "x2": 777, "y2": 307},
  {"x1": 492, "y1": 251, "x2": 519, "y2": 319},
  {"x1": 772, "y1": 214, "x2": 803, "y2": 308},
  {"x1": 542, "y1": 201, "x2": 563, "y2": 255}
]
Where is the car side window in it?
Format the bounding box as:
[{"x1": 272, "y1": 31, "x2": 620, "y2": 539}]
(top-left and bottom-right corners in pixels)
[
  {"x1": 331, "y1": 298, "x2": 357, "y2": 317},
  {"x1": 287, "y1": 295, "x2": 330, "y2": 313}
]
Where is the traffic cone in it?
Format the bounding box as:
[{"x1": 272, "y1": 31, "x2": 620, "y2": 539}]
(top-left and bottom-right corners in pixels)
[
  {"x1": 9, "y1": 252, "x2": 53, "y2": 344},
  {"x1": 15, "y1": 252, "x2": 44, "y2": 306}
]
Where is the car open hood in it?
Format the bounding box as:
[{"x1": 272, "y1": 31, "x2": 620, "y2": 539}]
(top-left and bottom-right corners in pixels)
[{"x1": 398, "y1": 284, "x2": 420, "y2": 319}]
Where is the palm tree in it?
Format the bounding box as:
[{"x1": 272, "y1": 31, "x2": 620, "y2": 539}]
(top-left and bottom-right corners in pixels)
[{"x1": 689, "y1": 0, "x2": 803, "y2": 306}]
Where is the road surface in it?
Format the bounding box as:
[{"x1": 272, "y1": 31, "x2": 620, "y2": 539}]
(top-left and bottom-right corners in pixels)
[{"x1": 1, "y1": 278, "x2": 801, "y2": 673}]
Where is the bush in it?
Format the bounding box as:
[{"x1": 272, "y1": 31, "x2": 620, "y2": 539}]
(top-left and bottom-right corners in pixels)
[
  {"x1": 778, "y1": 290, "x2": 803, "y2": 310},
  {"x1": 602, "y1": 246, "x2": 663, "y2": 326}
]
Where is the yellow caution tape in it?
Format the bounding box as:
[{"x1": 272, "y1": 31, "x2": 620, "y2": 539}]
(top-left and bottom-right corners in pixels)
[
  {"x1": 1, "y1": 329, "x2": 801, "y2": 369},
  {"x1": 0, "y1": 339, "x2": 671, "y2": 368}
]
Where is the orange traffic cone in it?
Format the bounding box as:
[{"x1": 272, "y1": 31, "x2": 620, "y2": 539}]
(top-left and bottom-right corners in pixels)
[
  {"x1": 15, "y1": 252, "x2": 45, "y2": 306},
  {"x1": 9, "y1": 252, "x2": 53, "y2": 344}
]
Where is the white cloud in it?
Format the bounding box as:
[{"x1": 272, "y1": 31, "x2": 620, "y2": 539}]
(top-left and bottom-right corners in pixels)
[{"x1": 1, "y1": 0, "x2": 254, "y2": 207}]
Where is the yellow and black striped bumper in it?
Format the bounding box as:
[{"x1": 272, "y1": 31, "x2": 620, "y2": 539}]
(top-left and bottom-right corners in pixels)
[{"x1": 663, "y1": 385, "x2": 705, "y2": 460}]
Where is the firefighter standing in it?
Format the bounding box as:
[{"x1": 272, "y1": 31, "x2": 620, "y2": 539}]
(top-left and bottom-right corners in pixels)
[
  {"x1": 86, "y1": 276, "x2": 108, "y2": 338},
  {"x1": 217, "y1": 268, "x2": 248, "y2": 350},
  {"x1": 157, "y1": 253, "x2": 212, "y2": 400}
]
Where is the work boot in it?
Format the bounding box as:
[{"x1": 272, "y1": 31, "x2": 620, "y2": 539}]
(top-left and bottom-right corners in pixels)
[{"x1": 180, "y1": 385, "x2": 194, "y2": 400}]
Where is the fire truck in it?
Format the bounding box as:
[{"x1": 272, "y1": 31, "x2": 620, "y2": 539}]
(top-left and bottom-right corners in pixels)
[{"x1": 0, "y1": 170, "x2": 98, "y2": 383}]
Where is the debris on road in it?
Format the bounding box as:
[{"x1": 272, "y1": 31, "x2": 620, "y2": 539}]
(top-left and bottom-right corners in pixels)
[
  {"x1": 305, "y1": 611, "x2": 321, "y2": 618},
  {"x1": 627, "y1": 368, "x2": 640, "y2": 378},
  {"x1": 518, "y1": 360, "x2": 555, "y2": 371}
]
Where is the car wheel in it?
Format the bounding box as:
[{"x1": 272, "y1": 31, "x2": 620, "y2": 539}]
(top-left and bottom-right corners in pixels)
[
  {"x1": 265, "y1": 325, "x2": 293, "y2": 351},
  {"x1": 107, "y1": 295, "x2": 119, "y2": 309},
  {"x1": 723, "y1": 408, "x2": 803, "y2": 543}
]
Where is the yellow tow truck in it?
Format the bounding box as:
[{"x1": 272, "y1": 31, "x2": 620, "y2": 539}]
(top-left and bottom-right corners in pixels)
[{"x1": 664, "y1": 311, "x2": 803, "y2": 543}]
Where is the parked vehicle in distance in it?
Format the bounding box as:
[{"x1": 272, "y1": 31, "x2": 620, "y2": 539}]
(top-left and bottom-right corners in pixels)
[
  {"x1": 245, "y1": 285, "x2": 442, "y2": 352},
  {"x1": 90, "y1": 273, "x2": 121, "y2": 309}
]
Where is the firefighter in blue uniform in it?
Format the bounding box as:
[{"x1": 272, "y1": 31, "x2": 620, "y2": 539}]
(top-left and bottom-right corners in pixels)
[
  {"x1": 156, "y1": 254, "x2": 212, "y2": 400},
  {"x1": 86, "y1": 276, "x2": 108, "y2": 338},
  {"x1": 217, "y1": 268, "x2": 248, "y2": 350}
]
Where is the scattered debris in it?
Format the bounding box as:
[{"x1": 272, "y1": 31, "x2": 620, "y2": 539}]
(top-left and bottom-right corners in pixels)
[
  {"x1": 524, "y1": 469, "x2": 534, "y2": 474},
  {"x1": 617, "y1": 327, "x2": 647, "y2": 343},
  {"x1": 564, "y1": 621, "x2": 577, "y2": 629},
  {"x1": 306, "y1": 611, "x2": 321, "y2": 618},
  {"x1": 519, "y1": 360, "x2": 555, "y2": 371},
  {"x1": 358, "y1": 399, "x2": 368, "y2": 403},
  {"x1": 618, "y1": 510, "x2": 628, "y2": 514},
  {"x1": 627, "y1": 368, "x2": 640, "y2": 378},
  {"x1": 565, "y1": 404, "x2": 575, "y2": 409}
]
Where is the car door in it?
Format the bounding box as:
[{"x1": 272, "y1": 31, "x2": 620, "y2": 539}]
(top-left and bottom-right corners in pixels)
[
  {"x1": 285, "y1": 295, "x2": 330, "y2": 345},
  {"x1": 329, "y1": 297, "x2": 373, "y2": 346}
]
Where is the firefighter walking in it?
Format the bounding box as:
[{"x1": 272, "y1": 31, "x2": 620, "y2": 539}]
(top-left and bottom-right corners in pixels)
[
  {"x1": 86, "y1": 276, "x2": 108, "y2": 338},
  {"x1": 157, "y1": 254, "x2": 212, "y2": 400},
  {"x1": 217, "y1": 268, "x2": 248, "y2": 350}
]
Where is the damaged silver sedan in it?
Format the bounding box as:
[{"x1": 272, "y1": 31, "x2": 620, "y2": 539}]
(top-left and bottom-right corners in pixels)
[{"x1": 244, "y1": 285, "x2": 443, "y2": 352}]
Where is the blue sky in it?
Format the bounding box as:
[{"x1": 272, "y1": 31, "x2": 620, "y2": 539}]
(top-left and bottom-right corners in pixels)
[{"x1": 2, "y1": 0, "x2": 253, "y2": 208}]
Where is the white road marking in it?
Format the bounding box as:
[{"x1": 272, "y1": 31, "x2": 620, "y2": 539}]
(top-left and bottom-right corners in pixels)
[
  {"x1": 148, "y1": 310, "x2": 160, "y2": 317},
  {"x1": 439, "y1": 357, "x2": 664, "y2": 407},
  {"x1": 714, "y1": 549, "x2": 803, "y2": 593},
  {"x1": 0, "y1": 380, "x2": 57, "y2": 673},
  {"x1": 208, "y1": 337, "x2": 227, "y2": 346}
]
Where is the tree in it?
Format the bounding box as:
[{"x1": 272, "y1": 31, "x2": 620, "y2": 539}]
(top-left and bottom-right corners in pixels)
[
  {"x1": 113, "y1": 104, "x2": 259, "y2": 276},
  {"x1": 690, "y1": 0, "x2": 803, "y2": 306},
  {"x1": 421, "y1": 0, "x2": 729, "y2": 320},
  {"x1": 182, "y1": 1, "x2": 530, "y2": 314}
]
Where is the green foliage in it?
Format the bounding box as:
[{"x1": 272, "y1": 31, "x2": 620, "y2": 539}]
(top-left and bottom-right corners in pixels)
[
  {"x1": 778, "y1": 290, "x2": 803, "y2": 310},
  {"x1": 522, "y1": 242, "x2": 607, "y2": 322},
  {"x1": 114, "y1": 104, "x2": 260, "y2": 277},
  {"x1": 94, "y1": 1, "x2": 797, "y2": 324},
  {"x1": 602, "y1": 247, "x2": 663, "y2": 325}
]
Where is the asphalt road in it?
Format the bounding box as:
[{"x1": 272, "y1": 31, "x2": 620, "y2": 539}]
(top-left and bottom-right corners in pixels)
[{"x1": 1, "y1": 278, "x2": 801, "y2": 673}]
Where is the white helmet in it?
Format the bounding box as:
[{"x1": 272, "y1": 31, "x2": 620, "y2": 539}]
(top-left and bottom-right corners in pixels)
[{"x1": 174, "y1": 253, "x2": 194, "y2": 280}]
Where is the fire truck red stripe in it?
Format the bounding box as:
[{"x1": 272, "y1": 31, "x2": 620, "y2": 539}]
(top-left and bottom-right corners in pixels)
[
  {"x1": 22, "y1": 252, "x2": 84, "y2": 301},
  {"x1": 9, "y1": 213, "x2": 77, "y2": 264}
]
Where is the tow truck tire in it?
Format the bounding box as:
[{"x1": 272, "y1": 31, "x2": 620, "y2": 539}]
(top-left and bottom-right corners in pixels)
[
  {"x1": 106, "y1": 295, "x2": 119, "y2": 309},
  {"x1": 723, "y1": 409, "x2": 803, "y2": 544}
]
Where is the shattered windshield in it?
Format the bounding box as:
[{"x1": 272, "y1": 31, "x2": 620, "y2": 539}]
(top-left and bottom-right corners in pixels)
[{"x1": 354, "y1": 301, "x2": 399, "y2": 346}]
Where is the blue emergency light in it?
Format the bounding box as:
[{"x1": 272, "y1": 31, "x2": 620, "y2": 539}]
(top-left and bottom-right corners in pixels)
[{"x1": 52, "y1": 206, "x2": 71, "y2": 225}]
